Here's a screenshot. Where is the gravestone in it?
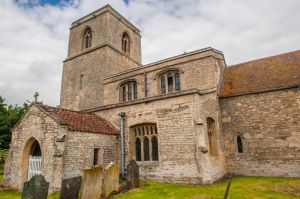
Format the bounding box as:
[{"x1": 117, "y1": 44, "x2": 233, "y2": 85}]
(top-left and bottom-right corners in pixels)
[
  {"x1": 59, "y1": 176, "x2": 82, "y2": 199},
  {"x1": 80, "y1": 166, "x2": 103, "y2": 199},
  {"x1": 21, "y1": 174, "x2": 49, "y2": 199},
  {"x1": 126, "y1": 160, "x2": 139, "y2": 188},
  {"x1": 103, "y1": 163, "x2": 120, "y2": 196}
]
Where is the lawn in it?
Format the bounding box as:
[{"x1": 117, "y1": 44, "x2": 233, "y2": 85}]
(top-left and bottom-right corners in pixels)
[
  {"x1": 0, "y1": 163, "x2": 299, "y2": 199},
  {"x1": 114, "y1": 177, "x2": 300, "y2": 199}
]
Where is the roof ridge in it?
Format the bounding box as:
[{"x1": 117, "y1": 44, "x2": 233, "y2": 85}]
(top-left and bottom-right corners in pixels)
[{"x1": 228, "y1": 49, "x2": 300, "y2": 68}]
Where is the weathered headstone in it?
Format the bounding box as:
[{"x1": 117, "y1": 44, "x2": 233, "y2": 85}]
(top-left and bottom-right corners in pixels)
[
  {"x1": 103, "y1": 163, "x2": 120, "y2": 196},
  {"x1": 80, "y1": 166, "x2": 103, "y2": 199},
  {"x1": 126, "y1": 160, "x2": 139, "y2": 188},
  {"x1": 59, "y1": 176, "x2": 82, "y2": 199},
  {"x1": 21, "y1": 174, "x2": 49, "y2": 199}
]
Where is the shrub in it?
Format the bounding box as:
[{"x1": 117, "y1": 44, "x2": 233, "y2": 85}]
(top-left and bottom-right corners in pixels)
[{"x1": 0, "y1": 149, "x2": 8, "y2": 164}]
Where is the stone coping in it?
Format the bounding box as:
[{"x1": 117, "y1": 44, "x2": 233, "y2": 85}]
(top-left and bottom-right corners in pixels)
[{"x1": 84, "y1": 88, "x2": 216, "y2": 112}]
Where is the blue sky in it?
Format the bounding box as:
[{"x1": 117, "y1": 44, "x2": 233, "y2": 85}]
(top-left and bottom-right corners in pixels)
[{"x1": 1, "y1": 0, "x2": 300, "y2": 106}]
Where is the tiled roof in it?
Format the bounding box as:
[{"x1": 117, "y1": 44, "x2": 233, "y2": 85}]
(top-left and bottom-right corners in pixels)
[
  {"x1": 37, "y1": 104, "x2": 119, "y2": 135},
  {"x1": 220, "y1": 50, "x2": 300, "y2": 97}
]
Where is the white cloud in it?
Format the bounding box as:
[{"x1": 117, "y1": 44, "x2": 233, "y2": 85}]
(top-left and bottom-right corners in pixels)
[{"x1": 0, "y1": 0, "x2": 299, "y2": 106}]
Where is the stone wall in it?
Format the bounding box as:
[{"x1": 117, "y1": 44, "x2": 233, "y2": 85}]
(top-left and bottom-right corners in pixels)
[
  {"x1": 95, "y1": 91, "x2": 226, "y2": 184},
  {"x1": 220, "y1": 88, "x2": 300, "y2": 177},
  {"x1": 63, "y1": 131, "x2": 119, "y2": 178},
  {"x1": 102, "y1": 48, "x2": 225, "y2": 106},
  {"x1": 4, "y1": 105, "x2": 63, "y2": 192}
]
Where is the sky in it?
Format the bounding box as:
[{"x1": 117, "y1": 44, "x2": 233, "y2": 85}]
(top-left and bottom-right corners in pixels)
[{"x1": 1, "y1": 0, "x2": 299, "y2": 106}]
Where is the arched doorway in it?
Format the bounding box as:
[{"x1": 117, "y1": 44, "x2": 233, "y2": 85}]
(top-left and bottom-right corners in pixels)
[{"x1": 20, "y1": 138, "x2": 42, "y2": 182}]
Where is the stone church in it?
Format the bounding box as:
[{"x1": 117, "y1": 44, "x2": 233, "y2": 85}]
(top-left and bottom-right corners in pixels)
[{"x1": 3, "y1": 5, "x2": 300, "y2": 192}]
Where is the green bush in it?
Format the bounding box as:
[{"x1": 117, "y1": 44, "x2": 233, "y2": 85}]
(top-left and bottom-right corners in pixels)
[{"x1": 0, "y1": 149, "x2": 8, "y2": 164}]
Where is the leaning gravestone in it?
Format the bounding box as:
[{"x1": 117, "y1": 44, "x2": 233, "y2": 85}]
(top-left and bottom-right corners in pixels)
[
  {"x1": 126, "y1": 160, "x2": 139, "y2": 188},
  {"x1": 103, "y1": 163, "x2": 120, "y2": 196},
  {"x1": 80, "y1": 166, "x2": 103, "y2": 199},
  {"x1": 59, "y1": 176, "x2": 82, "y2": 199},
  {"x1": 21, "y1": 174, "x2": 49, "y2": 199}
]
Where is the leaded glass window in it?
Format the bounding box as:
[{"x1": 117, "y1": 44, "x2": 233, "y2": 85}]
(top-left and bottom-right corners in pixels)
[
  {"x1": 143, "y1": 137, "x2": 150, "y2": 161},
  {"x1": 128, "y1": 83, "x2": 132, "y2": 101},
  {"x1": 133, "y1": 82, "x2": 137, "y2": 99},
  {"x1": 122, "y1": 86, "x2": 126, "y2": 102},
  {"x1": 167, "y1": 73, "x2": 173, "y2": 93},
  {"x1": 120, "y1": 81, "x2": 138, "y2": 102},
  {"x1": 151, "y1": 136, "x2": 158, "y2": 161},
  {"x1": 161, "y1": 76, "x2": 166, "y2": 95},
  {"x1": 175, "y1": 72, "x2": 181, "y2": 91},
  {"x1": 135, "y1": 138, "x2": 141, "y2": 161}
]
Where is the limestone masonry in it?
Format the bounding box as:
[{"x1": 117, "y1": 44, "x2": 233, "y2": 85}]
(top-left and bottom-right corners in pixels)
[{"x1": 4, "y1": 4, "x2": 300, "y2": 192}]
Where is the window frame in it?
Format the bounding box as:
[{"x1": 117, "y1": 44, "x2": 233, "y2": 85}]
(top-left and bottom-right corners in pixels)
[{"x1": 158, "y1": 70, "x2": 181, "y2": 95}]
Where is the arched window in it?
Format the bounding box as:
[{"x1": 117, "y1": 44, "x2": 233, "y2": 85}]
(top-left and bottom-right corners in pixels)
[
  {"x1": 122, "y1": 32, "x2": 130, "y2": 53},
  {"x1": 83, "y1": 27, "x2": 92, "y2": 49},
  {"x1": 207, "y1": 117, "x2": 218, "y2": 156},
  {"x1": 151, "y1": 136, "x2": 158, "y2": 161},
  {"x1": 159, "y1": 70, "x2": 181, "y2": 95},
  {"x1": 120, "y1": 81, "x2": 138, "y2": 102},
  {"x1": 143, "y1": 137, "x2": 150, "y2": 161},
  {"x1": 135, "y1": 137, "x2": 141, "y2": 161},
  {"x1": 130, "y1": 124, "x2": 158, "y2": 162},
  {"x1": 237, "y1": 136, "x2": 243, "y2": 153}
]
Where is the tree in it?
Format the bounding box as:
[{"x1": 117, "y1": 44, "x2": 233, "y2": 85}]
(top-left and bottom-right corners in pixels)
[{"x1": 0, "y1": 96, "x2": 29, "y2": 149}]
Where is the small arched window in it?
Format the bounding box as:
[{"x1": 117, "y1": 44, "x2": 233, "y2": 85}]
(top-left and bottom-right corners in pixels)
[
  {"x1": 120, "y1": 81, "x2": 138, "y2": 102},
  {"x1": 151, "y1": 136, "x2": 158, "y2": 161},
  {"x1": 135, "y1": 137, "x2": 141, "y2": 161},
  {"x1": 237, "y1": 136, "x2": 243, "y2": 153},
  {"x1": 159, "y1": 71, "x2": 181, "y2": 95},
  {"x1": 122, "y1": 32, "x2": 130, "y2": 53},
  {"x1": 83, "y1": 27, "x2": 92, "y2": 49},
  {"x1": 143, "y1": 137, "x2": 150, "y2": 161}
]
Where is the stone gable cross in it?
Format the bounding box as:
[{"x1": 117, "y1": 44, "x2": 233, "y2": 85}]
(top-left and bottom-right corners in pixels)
[{"x1": 34, "y1": 92, "x2": 39, "y2": 102}]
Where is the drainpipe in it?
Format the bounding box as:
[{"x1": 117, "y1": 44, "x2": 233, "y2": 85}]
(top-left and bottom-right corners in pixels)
[
  {"x1": 144, "y1": 73, "x2": 148, "y2": 98},
  {"x1": 119, "y1": 112, "x2": 126, "y2": 178}
]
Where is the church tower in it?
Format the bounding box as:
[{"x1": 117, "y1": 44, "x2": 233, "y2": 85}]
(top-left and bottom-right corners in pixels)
[{"x1": 60, "y1": 5, "x2": 142, "y2": 111}]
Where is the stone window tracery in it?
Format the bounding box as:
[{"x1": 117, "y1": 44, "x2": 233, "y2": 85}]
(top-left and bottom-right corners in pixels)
[
  {"x1": 120, "y1": 81, "x2": 138, "y2": 102},
  {"x1": 159, "y1": 70, "x2": 181, "y2": 95},
  {"x1": 83, "y1": 27, "x2": 92, "y2": 49},
  {"x1": 122, "y1": 32, "x2": 130, "y2": 53},
  {"x1": 130, "y1": 124, "x2": 158, "y2": 162}
]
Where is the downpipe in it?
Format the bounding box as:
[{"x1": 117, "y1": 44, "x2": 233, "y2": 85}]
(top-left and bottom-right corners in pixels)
[{"x1": 119, "y1": 112, "x2": 126, "y2": 178}]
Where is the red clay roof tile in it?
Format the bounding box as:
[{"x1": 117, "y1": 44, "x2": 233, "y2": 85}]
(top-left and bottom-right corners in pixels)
[
  {"x1": 38, "y1": 104, "x2": 119, "y2": 135},
  {"x1": 220, "y1": 50, "x2": 300, "y2": 97}
]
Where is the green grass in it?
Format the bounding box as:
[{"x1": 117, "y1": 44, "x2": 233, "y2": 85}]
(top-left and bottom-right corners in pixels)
[
  {"x1": 0, "y1": 164, "x2": 299, "y2": 199},
  {"x1": 114, "y1": 177, "x2": 300, "y2": 199}
]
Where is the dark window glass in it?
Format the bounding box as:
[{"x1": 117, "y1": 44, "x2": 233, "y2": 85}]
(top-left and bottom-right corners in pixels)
[
  {"x1": 135, "y1": 138, "x2": 141, "y2": 161},
  {"x1": 151, "y1": 136, "x2": 158, "y2": 161},
  {"x1": 143, "y1": 137, "x2": 150, "y2": 161},
  {"x1": 167, "y1": 73, "x2": 173, "y2": 93},
  {"x1": 128, "y1": 83, "x2": 132, "y2": 101},
  {"x1": 237, "y1": 136, "x2": 243, "y2": 153},
  {"x1": 122, "y1": 32, "x2": 130, "y2": 53},
  {"x1": 93, "y1": 148, "x2": 99, "y2": 165},
  {"x1": 122, "y1": 86, "x2": 126, "y2": 102},
  {"x1": 161, "y1": 76, "x2": 166, "y2": 95},
  {"x1": 133, "y1": 82, "x2": 137, "y2": 99},
  {"x1": 175, "y1": 72, "x2": 181, "y2": 91}
]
